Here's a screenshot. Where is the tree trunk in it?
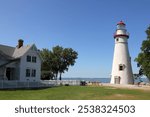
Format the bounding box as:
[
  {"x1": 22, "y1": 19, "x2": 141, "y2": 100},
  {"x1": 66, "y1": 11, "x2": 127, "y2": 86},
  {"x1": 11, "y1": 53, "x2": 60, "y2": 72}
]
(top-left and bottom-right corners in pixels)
[
  {"x1": 147, "y1": 77, "x2": 150, "y2": 82},
  {"x1": 55, "y1": 73, "x2": 58, "y2": 80},
  {"x1": 59, "y1": 73, "x2": 62, "y2": 80}
]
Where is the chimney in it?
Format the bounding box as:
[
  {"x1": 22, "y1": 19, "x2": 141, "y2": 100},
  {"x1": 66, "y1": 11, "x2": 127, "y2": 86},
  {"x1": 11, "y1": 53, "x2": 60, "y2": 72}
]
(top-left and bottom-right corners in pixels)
[{"x1": 18, "y1": 39, "x2": 24, "y2": 48}]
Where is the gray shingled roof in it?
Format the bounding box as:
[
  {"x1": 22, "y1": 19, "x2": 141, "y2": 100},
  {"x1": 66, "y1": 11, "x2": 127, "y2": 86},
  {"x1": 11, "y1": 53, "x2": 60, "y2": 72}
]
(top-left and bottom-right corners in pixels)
[
  {"x1": 13, "y1": 45, "x2": 33, "y2": 58},
  {"x1": 0, "y1": 44, "x2": 15, "y2": 58},
  {"x1": 0, "y1": 50, "x2": 14, "y2": 60},
  {"x1": 0, "y1": 44, "x2": 33, "y2": 59}
]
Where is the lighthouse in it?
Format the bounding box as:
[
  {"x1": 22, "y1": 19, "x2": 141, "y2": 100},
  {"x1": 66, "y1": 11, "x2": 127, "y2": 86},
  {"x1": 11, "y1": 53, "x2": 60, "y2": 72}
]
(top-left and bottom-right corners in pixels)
[{"x1": 110, "y1": 21, "x2": 134, "y2": 84}]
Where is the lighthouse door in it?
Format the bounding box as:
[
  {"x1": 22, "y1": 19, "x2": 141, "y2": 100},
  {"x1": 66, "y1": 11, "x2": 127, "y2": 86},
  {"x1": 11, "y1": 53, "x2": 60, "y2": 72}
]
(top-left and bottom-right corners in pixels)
[{"x1": 114, "y1": 76, "x2": 120, "y2": 84}]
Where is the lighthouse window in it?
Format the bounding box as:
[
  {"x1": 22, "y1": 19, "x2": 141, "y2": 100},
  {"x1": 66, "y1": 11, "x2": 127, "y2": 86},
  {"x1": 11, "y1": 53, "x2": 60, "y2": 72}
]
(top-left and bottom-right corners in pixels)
[
  {"x1": 116, "y1": 38, "x2": 119, "y2": 41},
  {"x1": 119, "y1": 65, "x2": 124, "y2": 71}
]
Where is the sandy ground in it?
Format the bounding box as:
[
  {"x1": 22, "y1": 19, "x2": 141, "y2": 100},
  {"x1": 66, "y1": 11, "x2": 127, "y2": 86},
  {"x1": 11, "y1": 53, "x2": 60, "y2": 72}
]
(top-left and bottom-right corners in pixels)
[{"x1": 101, "y1": 83, "x2": 150, "y2": 91}]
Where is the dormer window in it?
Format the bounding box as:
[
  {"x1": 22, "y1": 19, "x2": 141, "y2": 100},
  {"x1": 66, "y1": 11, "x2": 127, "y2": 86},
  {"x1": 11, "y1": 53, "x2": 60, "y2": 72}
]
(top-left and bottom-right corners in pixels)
[{"x1": 27, "y1": 55, "x2": 31, "y2": 62}]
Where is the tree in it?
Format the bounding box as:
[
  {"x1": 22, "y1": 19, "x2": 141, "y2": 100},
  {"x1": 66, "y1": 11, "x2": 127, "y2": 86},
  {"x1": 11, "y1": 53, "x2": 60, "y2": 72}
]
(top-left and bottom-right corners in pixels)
[
  {"x1": 40, "y1": 49, "x2": 55, "y2": 80},
  {"x1": 59, "y1": 48, "x2": 78, "y2": 80},
  {"x1": 133, "y1": 68, "x2": 143, "y2": 82},
  {"x1": 135, "y1": 26, "x2": 150, "y2": 81},
  {"x1": 40, "y1": 45, "x2": 78, "y2": 80}
]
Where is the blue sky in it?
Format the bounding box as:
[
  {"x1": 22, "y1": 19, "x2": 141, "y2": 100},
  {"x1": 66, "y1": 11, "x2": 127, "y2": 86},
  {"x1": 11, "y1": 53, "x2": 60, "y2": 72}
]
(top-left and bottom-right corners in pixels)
[{"x1": 0, "y1": 0, "x2": 150, "y2": 78}]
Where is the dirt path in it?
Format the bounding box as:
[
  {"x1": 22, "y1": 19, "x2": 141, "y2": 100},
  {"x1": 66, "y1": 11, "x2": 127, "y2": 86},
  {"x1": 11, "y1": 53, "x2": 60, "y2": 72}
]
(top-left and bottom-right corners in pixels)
[{"x1": 101, "y1": 83, "x2": 150, "y2": 91}]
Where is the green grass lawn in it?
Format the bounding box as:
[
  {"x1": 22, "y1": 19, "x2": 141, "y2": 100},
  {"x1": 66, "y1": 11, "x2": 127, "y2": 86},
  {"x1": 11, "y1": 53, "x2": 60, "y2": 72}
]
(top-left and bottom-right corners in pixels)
[{"x1": 0, "y1": 86, "x2": 150, "y2": 100}]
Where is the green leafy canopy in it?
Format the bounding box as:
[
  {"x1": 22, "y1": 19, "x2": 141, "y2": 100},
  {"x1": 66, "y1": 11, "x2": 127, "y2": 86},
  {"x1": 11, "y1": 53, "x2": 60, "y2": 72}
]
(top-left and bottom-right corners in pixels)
[
  {"x1": 40, "y1": 45, "x2": 78, "y2": 80},
  {"x1": 135, "y1": 26, "x2": 150, "y2": 81}
]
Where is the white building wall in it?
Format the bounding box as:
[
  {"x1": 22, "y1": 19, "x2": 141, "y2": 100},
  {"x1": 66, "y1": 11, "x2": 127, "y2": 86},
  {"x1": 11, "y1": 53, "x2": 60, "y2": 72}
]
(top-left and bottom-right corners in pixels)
[
  {"x1": 19, "y1": 49, "x2": 41, "y2": 82},
  {"x1": 111, "y1": 37, "x2": 134, "y2": 84}
]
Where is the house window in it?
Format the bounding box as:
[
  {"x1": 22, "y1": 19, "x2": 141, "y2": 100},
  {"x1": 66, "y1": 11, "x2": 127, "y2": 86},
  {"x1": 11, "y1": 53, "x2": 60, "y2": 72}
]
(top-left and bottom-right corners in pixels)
[
  {"x1": 26, "y1": 69, "x2": 30, "y2": 77},
  {"x1": 27, "y1": 55, "x2": 31, "y2": 62},
  {"x1": 119, "y1": 64, "x2": 124, "y2": 71},
  {"x1": 32, "y1": 56, "x2": 37, "y2": 63},
  {"x1": 31, "y1": 69, "x2": 36, "y2": 77}
]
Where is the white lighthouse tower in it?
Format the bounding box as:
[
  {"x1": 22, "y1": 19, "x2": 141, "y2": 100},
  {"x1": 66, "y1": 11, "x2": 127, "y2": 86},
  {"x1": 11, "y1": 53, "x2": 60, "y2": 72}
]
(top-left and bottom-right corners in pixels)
[{"x1": 110, "y1": 21, "x2": 134, "y2": 84}]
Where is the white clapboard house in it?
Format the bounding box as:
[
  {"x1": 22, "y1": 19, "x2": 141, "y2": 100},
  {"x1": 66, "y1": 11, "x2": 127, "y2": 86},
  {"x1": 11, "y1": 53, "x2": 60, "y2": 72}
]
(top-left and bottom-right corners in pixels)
[{"x1": 0, "y1": 39, "x2": 42, "y2": 82}]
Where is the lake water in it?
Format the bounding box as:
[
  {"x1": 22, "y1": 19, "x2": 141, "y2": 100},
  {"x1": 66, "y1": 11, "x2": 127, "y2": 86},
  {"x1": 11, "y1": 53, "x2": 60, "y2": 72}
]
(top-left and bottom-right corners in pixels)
[
  {"x1": 63, "y1": 78, "x2": 109, "y2": 83},
  {"x1": 62, "y1": 78, "x2": 149, "y2": 83}
]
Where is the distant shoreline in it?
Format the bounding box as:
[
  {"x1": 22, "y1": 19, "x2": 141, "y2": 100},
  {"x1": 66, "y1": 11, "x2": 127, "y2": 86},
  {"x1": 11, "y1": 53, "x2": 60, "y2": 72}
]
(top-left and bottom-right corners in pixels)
[{"x1": 62, "y1": 78, "x2": 149, "y2": 83}]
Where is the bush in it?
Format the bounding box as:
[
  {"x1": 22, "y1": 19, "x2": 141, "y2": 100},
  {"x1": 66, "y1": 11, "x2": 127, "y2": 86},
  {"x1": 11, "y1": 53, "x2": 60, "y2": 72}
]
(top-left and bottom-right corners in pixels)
[
  {"x1": 41, "y1": 71, "x2": 54, "y2": 80},
  {"x1": 80, "y1": 81, "x2": 87, "y2": 86},
  {"x1": 65, "y1": 84, "x2": 69, "y2": 86}
]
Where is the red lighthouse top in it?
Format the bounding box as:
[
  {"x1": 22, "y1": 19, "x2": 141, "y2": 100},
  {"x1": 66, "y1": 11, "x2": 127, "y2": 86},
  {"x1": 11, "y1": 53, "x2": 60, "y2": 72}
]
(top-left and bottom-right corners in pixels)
[
  {"x1": 117, "y1": 20, "x2": 126, "y2": 25},
  {"x1": 114, "y1": 20, "x2": 129, "y2": 38}
]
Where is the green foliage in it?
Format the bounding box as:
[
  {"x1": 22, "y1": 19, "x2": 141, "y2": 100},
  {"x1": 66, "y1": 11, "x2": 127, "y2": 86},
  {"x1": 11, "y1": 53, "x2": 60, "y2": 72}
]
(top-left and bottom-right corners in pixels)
[
  {"x1": 40, "y1": 45, "x2": 78, "y2": 80},
  {"x1": 133, "y1": 69, "x2": 143, "y2": 82},
  {"x1": 135, "y1": 26, "x2": 150, "y2": 81},
  {"x1": 41, "y1": 71, "x2": 54, "y2": 80}
]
